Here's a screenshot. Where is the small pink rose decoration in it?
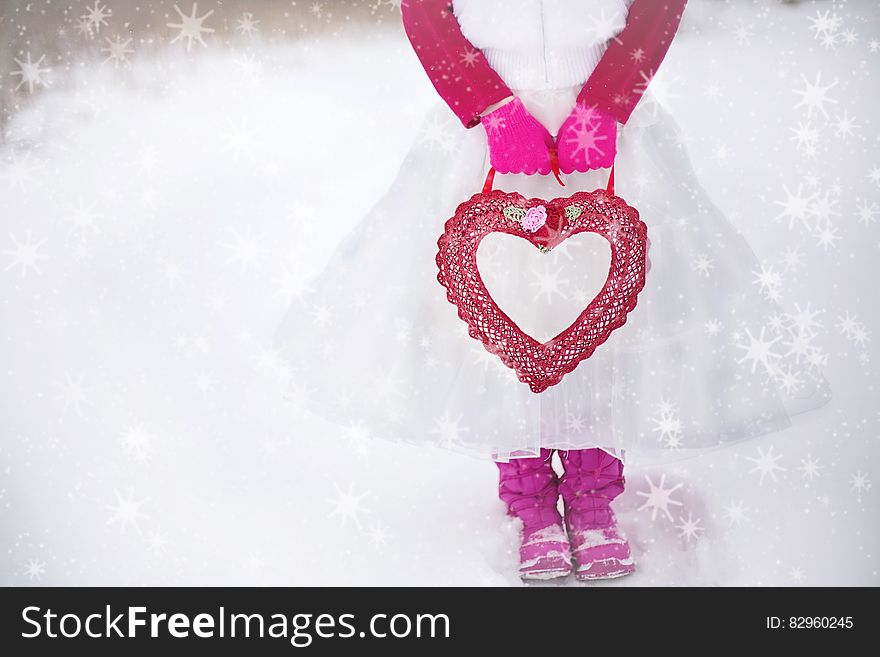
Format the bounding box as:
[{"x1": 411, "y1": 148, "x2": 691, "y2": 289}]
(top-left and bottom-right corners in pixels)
[{"x1": 522, "y1": 205, "x2": 547, "y2": 233}]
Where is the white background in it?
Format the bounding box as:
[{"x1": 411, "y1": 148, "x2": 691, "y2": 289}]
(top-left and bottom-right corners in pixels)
[{"x1": 1, "y1": 0, "x2": 877, "y2": 585}]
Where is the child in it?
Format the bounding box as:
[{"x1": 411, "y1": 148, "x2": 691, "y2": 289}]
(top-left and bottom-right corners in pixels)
[{"x1": 275, "y1": 0, "x2": 830, "y2": 580}]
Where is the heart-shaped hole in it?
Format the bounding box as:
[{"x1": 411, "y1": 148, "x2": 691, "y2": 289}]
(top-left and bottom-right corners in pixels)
[{"x1": 476, "y1": 232, "x2": 612, "y2": 343}]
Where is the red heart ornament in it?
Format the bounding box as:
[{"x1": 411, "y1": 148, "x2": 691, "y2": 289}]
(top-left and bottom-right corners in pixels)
[{"x1": 436, "y1": 182, "x2": 648, "y2": 394}]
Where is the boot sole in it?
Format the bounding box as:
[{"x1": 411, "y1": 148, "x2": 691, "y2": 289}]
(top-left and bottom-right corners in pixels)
[
  {"x1": 575, "y1": 557, "x2": 635, "y2": 581},
  {"x1": 521, "y1": 567, "x2": 574, "y2": 580}
]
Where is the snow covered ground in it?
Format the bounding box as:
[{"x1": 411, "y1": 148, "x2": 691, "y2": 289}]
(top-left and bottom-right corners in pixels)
[{"x1": 1, "y1": 0, "x2": 878, "y2": 586}]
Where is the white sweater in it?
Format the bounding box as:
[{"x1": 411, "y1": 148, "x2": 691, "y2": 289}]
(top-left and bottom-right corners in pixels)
[{"x1": 452, "y1": 0, "x2": 634, "y2": 91}]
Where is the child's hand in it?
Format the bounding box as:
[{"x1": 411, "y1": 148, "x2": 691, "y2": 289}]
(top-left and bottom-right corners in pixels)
[
  {"x1": 557, "y1": 103, "x2": 617, "y2": 174},
  {"x1": 482, "y1": 97, "x2": 554, "y2": 175}
]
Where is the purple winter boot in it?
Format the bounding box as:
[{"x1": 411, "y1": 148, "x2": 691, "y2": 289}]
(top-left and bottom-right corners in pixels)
[
  {"x1": 497, "y1": 449, "x2": 573, "y2": 580},
  {"x1": 559, "y1": 448, "x2": 635, "y2": 581}
]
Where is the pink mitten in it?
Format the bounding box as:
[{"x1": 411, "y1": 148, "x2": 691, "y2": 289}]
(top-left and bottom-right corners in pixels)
[
  {"x1": 557, "y1": 103, "x2": 618, "y2": 174},
  {"x1": 482, "y1": 97, "x2": 554, "y2": 175}
]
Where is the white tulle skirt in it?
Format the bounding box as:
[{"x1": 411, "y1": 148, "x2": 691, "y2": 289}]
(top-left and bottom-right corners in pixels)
[{"x1": 274, "y1": 87, "x2": 831, "y2": 464}]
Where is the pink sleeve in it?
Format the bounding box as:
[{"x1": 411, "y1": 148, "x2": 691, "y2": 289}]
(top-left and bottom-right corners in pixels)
[
  {"x1": 401, "y1": 0, "x2": 513, "y2": 129},
  {"x1": 577, "y1": 0, "x2": 688, "y2": 124}
]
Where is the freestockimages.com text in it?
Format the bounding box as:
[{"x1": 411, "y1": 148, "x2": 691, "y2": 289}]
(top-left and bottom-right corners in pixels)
[{"x1": 21, "y1": 606, "x2": 450, "y2": 646}]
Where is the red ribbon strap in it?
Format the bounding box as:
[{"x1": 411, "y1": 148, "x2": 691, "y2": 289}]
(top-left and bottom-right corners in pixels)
[
  {"x1": 482, "y1": 167, "x2": 497, "y2": 194},
  {"x1": 481, "y1": 160, "x2": 616, "y2": 194},
  {"x1": 549, "y1": 146, "x2": 565, "y2": 187}
]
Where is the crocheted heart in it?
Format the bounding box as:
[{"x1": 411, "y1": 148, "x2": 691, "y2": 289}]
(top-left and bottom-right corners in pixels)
[{"x1": 436, "y1": 187, "x2": 648, "y2": 393}]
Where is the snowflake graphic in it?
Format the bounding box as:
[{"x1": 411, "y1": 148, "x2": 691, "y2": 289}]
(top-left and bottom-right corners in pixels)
[
  {"x1": 221, "y1": 226, "x2": 266, "y2": 273},
  {"x1": 368, "y1": 523, "x2": 391, "y2": 548},
  {"x1": 745, "y1": 446, "x2": 786, "y2": 485},
  {"x1": 736, "y1": 327, "x2": 782, "y2": 374},
  {"x1": 167, "y1": 3, "x2": 216, "y2": 51},
  {"x1": 75, "y1": 15, "x2": 94, "y2": 37},
  {"x1": 3, "y1": 231, "x2": 49, "y2": 276},
  {"x1": 691, "y1": 253, "x2": 714, "y2": 277},
  {"x1": 222, "y1": 117, "x2": 260, "y2": 160},
  {"x1": 10, "y1": 52, "x2": 51, "y2": 94},
  {"x1": 586, "y1": 9, "x2": 626, "y2": 43},
  {"x1": 856, "y1": 201, "x2": 877, "y2": 226},
  {"x1": 460, "y1": 48, "x2": 480, "y2": 67},
  {"x1": 121, "y1": 426, "x2": 156, "y2": 462},
  {"x1": 341, "y1": 421, "x2": 373, "y2": 453},
  {"x1": 82, "y1": 1, "x2": 112, "y2": 33},
  {"x1": 793, "y1": 72, "x2": 839, "y2": 119},
  {"x1": 63, "y1": 201, "x2": 102, "y2": 239},
  {"x1": 798, "y1": 454, "x2": 823, "y2": 481},
  {"x1": 675, "y1": 512, "x2": 704, "y2": 543},
  {"x1": 430, "y1": 413, "x2": 470, "y2": 446},
  {"x1": 773, "y1": 366, "x2": 802, "y2": 395},
  {"x1": 813, "y1": 223, "x2": 841, "y2": 251},
  {"x1": 529, "y1": 262, "x2": 569, "y2": 304},
  {"x1": 789, "y1": 121, "x2": 818, "y2": 154},
  {"x1": 722, "y1": 500, "x2": 749, "y2": 527},
  {"x1": 780, "y1": 246, "x2": 805, "y2": 271},
  {"x1": 235, "y1": 53, "x2": 264, "y2": 81},
  {"x1": 0, "y1": 151, "x2": 42, "y2": 190},
  {"x1": 106, "y1": 489, "x2": 151, "y2": 534},
  {"x1": 775, "y1": 184, "x2": 816, "y2": 231},
  {"x1": 23, "y1": 559, "x2": 47, "y2": 581},
  {"x1": 849, "y1": 471, "x2": 871, "y2": 502},
  {"x1": 235, "y1": 12, "x2": 260, "y2": 36},
  {"x1": 55, "y1": 372, "x2": 96, "y2": 417},
  {"x1": 417, "y1": 113, "x2": 456, "y2": 152},
  {"x1": 733, "y1": 22, "x2": 754, "y2": 46},
  {"x1": 807, "y1": 10, "x2": 842, "y2": 41},
  {"x1": 753, "y1": 264, "x2": 783, "y2": 299},
  {"x1": 147, "y1": 530, "x2": 170, "y2": 556},
  {"x1": 327, "y1": 482, "x2": 371, "y2": 529},
  {"x1": 652, "y1": 409, "x2": 683, "y2": 448},
  {"x1": 832, "y1": 111, "x2": 859, "y2": 139},
  {"x1": 785, "y1": 302, "x2": 824, "y2": 336},
  {"x1": 563, "y1": 122, "x2": 609, "y2": 162},
  {"x1": 101, "y1": 35, "x2": 135, "y2": 68},
  {"x1": 635, "y1": 474, "x2": 684, "y2": 521}
]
